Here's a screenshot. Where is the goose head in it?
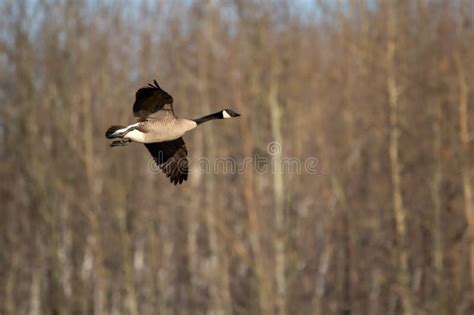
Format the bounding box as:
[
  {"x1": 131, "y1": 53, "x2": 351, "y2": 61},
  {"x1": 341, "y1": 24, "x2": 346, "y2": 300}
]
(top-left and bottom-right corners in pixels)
[{"x1": 222, "y1": 109, "x2": 240, "y2": 119}]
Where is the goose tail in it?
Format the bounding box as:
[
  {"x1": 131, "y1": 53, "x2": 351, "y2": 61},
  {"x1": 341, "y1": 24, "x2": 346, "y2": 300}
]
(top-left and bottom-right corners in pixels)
[{"x1": 105, "y1": 125, "x2": 126, "y2": 139}]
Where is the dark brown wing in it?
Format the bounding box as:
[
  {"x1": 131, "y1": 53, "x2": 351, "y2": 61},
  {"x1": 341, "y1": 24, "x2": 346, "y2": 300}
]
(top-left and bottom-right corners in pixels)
[
  {"x1": 133, "y1": 80, "x2": 174, "y2": 118},
  {"x1": 144, "y1": 138, "x2": 189, "y2": 185}
]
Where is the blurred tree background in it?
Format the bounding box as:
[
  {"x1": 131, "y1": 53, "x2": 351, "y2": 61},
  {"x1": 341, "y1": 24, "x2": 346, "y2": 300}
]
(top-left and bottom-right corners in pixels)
[{"x1": 1, "y1": 0, "x2": 474, "y2": 314}]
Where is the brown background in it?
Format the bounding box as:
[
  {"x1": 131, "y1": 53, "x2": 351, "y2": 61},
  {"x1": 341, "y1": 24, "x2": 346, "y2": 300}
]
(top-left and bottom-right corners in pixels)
[{"x1": 1, "y1": 1, "x2": 473, "y2": 314}]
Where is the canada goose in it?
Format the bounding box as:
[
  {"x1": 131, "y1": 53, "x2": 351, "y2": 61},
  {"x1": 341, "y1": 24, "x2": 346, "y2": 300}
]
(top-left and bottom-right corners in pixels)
[{"x1": 105, "y1": 80, "x2": 240, "y2": 185}]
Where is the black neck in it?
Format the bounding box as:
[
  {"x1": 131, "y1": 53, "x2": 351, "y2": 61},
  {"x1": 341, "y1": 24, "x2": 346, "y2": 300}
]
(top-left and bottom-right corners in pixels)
[{"x1": 193, "y1": 111, "x2": 223, "y2": 125}]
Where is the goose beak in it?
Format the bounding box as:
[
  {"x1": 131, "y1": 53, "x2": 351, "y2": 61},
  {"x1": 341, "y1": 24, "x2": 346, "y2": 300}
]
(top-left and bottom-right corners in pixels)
[{"x1": 224, "y1": 109, "x2": 241, "y2": 117}]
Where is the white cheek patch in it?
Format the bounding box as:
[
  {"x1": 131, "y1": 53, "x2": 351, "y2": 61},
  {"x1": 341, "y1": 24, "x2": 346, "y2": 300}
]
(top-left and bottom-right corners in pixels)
[{"x1": 222, "y1": 110, "x2": 231, "y2": 119}]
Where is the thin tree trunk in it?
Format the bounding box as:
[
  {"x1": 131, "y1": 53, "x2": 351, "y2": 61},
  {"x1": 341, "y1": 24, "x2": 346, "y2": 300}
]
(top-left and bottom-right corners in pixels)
[
  {"x1": 80, "y1": 82, "x2": 109, "y2": 315},
  {"x1": 369, "y1": 268, "x2": 382, "y2": 315},
  {"x1": 148, "y1": 218, "x2": 167, "y2": 315},
  {"x1": 184, "y1": 87, "x2": 203, "y2": 312},
  {"x1": 454, "y1": 52, "x2": 474, "y2": 287},
  {"x1": 28, "y1": 269, "x2": 41, "y2": 315},
  {"x1": 386, "y1": 2, "x2": 413, "y2": 314},
  {"x1": 312, "y1": 237, "x2": 334, "y2": 315},
  {"x1": 3, "y1": 253, "x2": 17, "y2": 315},
  {"x1": 431, "y1": 97, "x2": 445, "y2": 314},
  {"x1": 231, "y1": 63, "x2": 273, "y2": 315},
  {"x1": 268, "y1": 62, "x2": 288, "y2": 315},
  {"x1": 199, "y1": 78, "x2": 232, "y2": 315},
  {"x1": 198, "y1": 8, "x2": 232, "y2": 313},
  {"x1": 121, "y1": 219, "x2": 139, "y2": 315},
  {"x1": 311, "y1": 101, "x2": 340, "y2": 315}
]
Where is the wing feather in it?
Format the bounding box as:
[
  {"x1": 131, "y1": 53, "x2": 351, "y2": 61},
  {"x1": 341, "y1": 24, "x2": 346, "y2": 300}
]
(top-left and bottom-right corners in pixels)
[
  {"x1": 144, "y1": 138, "x2": 188, "y2": 185},
  {"x1": 133, "y1": 81, "x2": 174, "y2": 118}
]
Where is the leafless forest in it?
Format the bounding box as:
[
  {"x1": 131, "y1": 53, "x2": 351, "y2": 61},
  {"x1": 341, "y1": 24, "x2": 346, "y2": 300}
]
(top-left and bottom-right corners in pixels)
[{"x1": 1, "y1": 0, "x2": 474, "y2": 314}]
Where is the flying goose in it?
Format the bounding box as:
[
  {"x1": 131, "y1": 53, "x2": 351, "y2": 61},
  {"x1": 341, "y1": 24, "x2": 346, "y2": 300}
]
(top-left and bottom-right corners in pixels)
[{"x1": 105, "y1": 80, "x2": 240, "y2": 185}]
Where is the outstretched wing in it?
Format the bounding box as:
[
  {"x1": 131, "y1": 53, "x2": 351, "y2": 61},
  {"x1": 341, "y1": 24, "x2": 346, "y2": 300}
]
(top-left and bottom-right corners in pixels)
[
  {"x1": 133, "y1": 80, "x2": 174, "y2": 118},
  {"x1": 144, "y1": 138, "x2": 189, "y2": 185}
]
